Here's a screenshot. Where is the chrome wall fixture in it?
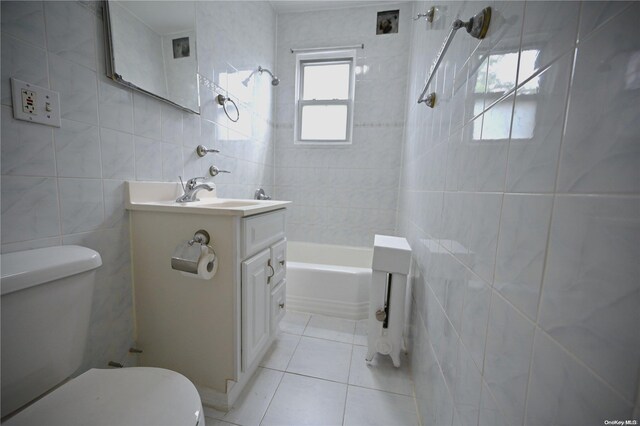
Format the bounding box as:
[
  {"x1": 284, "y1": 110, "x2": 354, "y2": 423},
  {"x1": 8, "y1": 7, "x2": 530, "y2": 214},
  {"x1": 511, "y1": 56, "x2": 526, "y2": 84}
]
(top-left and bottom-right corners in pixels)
[
  {"x1": 196, "y1": 145, "x2": 219, "y2": 157},
  {"x1": 216, "y1": 94, "x2": 239, "y2": 122},
  {"x1": 417, "y1": 6, "x2": 492, "y2": 108},
  {"x1": 413, "y1": 7, "x2": 435, "y2": 22},
  {"x1": 209, "y1": 165, "x2": 231, "y2": 177}
]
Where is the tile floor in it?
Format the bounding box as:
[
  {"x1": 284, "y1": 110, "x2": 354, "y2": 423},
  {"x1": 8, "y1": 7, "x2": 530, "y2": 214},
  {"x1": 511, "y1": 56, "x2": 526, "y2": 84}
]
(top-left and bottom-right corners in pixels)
[{"x1": 203, "y1": 311, "x2": 419, "y2": 426}]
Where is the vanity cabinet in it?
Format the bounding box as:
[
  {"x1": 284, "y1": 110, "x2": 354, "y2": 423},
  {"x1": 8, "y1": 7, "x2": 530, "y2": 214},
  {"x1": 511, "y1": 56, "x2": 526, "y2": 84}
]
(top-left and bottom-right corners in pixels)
[
  {"x1": 126, "y1": 182, "x2": 289, "y2": 411},
  {"x1": 241, "y1": 210, "x2": 287, "y2": 370}
]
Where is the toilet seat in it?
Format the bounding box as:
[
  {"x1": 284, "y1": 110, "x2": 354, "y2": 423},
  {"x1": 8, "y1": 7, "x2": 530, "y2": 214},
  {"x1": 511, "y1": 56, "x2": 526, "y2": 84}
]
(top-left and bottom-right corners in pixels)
[{"x1": 4, "y1": 367, "x2": 203, "y2": 426}]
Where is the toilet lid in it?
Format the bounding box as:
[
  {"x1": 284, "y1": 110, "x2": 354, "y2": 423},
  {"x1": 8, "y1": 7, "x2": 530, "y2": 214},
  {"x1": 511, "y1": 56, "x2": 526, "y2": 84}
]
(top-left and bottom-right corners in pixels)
[{"x1": 4, "y1": 367, "x2": 203, "y2": 426}]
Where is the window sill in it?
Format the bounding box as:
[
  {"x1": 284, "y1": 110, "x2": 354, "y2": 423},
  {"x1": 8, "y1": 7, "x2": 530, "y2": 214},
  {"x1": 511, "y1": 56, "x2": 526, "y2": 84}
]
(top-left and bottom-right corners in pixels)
[{"x1": 294, "y1": 140, "x2": 352, "y2": 146}]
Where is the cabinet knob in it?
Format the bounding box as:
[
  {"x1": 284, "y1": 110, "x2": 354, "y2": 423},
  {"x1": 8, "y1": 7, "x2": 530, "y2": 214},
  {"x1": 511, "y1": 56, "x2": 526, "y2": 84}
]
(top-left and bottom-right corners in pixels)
[
  {"x1": 279, "y1": 260, "x2": 286, "y2": 266},
  {"x1": 279, "y1": 302, "x2": 285, "y2": 309}
]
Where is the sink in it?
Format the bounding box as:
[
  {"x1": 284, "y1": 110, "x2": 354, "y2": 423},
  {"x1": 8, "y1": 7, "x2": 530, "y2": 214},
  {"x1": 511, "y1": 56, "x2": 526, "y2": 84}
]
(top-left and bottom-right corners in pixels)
[
  {"x1": 126, "y1": 182, "x2": 290, "y2": 217},
  {"x1": 204, "y1": 200, "x2": 261, "y2": 208}
]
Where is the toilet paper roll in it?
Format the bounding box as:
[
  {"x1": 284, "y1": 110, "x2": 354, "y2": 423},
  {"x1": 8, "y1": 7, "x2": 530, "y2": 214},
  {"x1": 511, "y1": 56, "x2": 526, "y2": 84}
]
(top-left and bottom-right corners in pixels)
[{"x1": 181, "y1": 245, "x2": 218, "y2": 280}]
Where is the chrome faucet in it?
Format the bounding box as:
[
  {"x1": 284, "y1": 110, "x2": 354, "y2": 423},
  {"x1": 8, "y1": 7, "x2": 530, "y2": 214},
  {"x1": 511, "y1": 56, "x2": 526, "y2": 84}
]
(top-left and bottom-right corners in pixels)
[{"x1": 176, "y1": 176, "x2": 214, "y2": 203}]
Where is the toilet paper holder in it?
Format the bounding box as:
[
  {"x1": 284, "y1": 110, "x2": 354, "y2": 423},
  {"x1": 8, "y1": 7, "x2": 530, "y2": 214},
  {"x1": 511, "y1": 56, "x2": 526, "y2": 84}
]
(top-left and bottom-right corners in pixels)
[
  {"x1": 171, "y1": 229, "x2": 216, "y2": 276},
  {"x1": 188, "y1": 229, "x2": 210, "y2": 246}
]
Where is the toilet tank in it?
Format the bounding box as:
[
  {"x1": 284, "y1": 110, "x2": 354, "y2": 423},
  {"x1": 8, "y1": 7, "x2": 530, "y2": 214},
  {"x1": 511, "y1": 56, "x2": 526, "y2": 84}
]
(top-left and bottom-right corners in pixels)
[{"x1": 0, "y1": 246, "x2": 102, "y2": 417}]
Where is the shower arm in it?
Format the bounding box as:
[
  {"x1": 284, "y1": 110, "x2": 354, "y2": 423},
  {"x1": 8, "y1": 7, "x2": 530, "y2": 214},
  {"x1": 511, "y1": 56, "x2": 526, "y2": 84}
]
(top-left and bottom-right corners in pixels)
[{"x1": 258, "y1": 66, "x2": 275, "y2": 79}]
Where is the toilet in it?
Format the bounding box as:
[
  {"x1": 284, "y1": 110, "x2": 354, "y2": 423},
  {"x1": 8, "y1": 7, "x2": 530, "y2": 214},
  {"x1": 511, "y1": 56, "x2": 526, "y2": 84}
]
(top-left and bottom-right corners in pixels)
[{"x1": 0, "y1": 246, "x2": 204, "y2": 426}]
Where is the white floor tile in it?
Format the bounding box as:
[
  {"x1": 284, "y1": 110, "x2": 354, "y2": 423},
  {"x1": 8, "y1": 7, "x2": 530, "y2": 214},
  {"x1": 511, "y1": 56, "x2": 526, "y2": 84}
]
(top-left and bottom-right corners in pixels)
[
  {"x1": 287, "y1": 336, "x2": 352, "y2": 383},
  {"x1": 343, "y1": 386, "x2": 419, "y2": 426},
  {"x1": 207, "y1": 312, "x2": 418, "y2": 426},
  {"x1": 353, "y1": 319, "x2": 368, "y2": 346},
  {"x1": 303, "y1": 314, "x2": 356, "y2": 343},
  {"x1": 203, "y1": 406, "x2": 227, "y2": 421},
  {"x1": 348, "y1": 345, "x2": 414, "y2": 396},
  {"x1": 280, "y1": 311, "x2": 311, "y2": 335},
  {"x1": 260, "y1": 373, "x2": 347, "y2": 426},
  {"x1": 204, "y1": 418, "x2": 238, "y2": 426},
  {"x1": 217, "y1": 367, "x2": 283, "y2": 426},
  {"x1": 260, "y1": 332, "x2": 301, "y2": 371}
]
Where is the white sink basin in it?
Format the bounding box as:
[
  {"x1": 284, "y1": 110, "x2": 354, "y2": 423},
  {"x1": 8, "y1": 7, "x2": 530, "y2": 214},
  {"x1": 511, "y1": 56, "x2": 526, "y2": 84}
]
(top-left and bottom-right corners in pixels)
[
  {"x1": 125, "y1": 182, "x2": 290, "y2": 217},
  {"x1": 203, "y1": 200, "x2": 261, "y2": 208}
]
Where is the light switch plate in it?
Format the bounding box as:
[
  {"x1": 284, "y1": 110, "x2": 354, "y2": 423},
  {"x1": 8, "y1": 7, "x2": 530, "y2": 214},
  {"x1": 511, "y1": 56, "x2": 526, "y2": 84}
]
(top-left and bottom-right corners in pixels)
[{"x1": 10, "y1": 78, "x2": 61, "y2": 127}]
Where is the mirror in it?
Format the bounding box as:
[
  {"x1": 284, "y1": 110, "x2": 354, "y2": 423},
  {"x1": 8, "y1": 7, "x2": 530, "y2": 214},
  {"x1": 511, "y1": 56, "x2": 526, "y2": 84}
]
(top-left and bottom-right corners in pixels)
[{"x1": 104, "y1": 1, "x2": 199, "y2": 113}]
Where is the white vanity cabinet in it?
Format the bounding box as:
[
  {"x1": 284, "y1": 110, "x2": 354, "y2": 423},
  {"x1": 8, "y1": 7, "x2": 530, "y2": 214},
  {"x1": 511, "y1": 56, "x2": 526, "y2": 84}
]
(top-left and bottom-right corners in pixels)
[
  {"x1": 126, "y1": 182, "x2": 289, "y2": 412},
  {"x1": 241, "y1": 249, "x2": 272, "y2": 370},
  {"x1": 240, "y1": 210, "x2": 287, "y2": 370}
]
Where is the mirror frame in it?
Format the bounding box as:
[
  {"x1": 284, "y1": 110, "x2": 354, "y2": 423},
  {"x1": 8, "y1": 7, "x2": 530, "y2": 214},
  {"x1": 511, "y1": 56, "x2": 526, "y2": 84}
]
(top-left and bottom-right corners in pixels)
[{"x1": 102, "y1": 1, "x2": 200, "y2": 114}]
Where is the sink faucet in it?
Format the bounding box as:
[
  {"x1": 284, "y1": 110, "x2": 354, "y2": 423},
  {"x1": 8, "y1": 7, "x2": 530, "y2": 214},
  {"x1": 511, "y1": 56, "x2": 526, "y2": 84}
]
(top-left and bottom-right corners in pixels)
[{"x1": 176, "y1": 177, "x2": 214, "y2": 203}]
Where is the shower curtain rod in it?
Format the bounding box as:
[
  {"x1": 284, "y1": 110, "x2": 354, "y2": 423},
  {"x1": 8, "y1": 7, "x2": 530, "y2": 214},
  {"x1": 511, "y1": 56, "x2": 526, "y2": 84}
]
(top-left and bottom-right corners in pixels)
[{"x1": 290, "y1": 44, "x2": 364, "y2": 53}]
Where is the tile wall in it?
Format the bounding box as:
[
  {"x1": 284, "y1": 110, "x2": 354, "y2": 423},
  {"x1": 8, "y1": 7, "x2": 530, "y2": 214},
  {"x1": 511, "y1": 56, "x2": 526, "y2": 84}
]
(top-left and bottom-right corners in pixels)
[
  {"x1": 0, "y1": 0, "x2": 276, "y2": 371},
  {"x1": 274, "y1": 3, "x2": 411, "y2": 247},
  {"x1": 400, "y1": 1, "x2": 640, "y2": 425}
]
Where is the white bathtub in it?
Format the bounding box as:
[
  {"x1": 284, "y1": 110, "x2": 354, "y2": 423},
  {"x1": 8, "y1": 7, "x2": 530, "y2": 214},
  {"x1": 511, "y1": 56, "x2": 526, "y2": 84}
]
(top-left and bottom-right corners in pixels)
[{"x1": 286, "y1": 242, "x2": 372, "y2": 320}]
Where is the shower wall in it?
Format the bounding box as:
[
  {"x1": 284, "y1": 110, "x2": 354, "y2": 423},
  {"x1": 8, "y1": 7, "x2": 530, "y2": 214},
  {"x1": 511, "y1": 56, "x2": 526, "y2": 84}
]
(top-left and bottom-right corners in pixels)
[
  {"x1": 0, "y1": 0, "x2": 276, "y2": 372},
  {"x1": 274, "y1": 3, "x2": 411, "y2": 247},
  {"x1": 398, "y1": 1, "x2": 640, "y2": 424}
]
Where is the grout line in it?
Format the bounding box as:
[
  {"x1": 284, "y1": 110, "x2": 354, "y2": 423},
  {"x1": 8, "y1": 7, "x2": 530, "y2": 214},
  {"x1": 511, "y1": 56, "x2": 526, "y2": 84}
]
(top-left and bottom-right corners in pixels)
[
  {"x1": 525, "y1": 7, "x2": 582, "y2": 419},
  {"x1": 282, "y1": 330, "x2": 303, "y2": 373},
  {"x1": 413, "y1": 302, "x2": 457, "y2": 423},
  {"x1": 340, "y1": 372, "x2": 351, "y2": 426},
  {"x1": 256, "y1": 367, "x2": 286, "y2": 426},
  {"x1": 479, "y1": 372, "x2": 515, "y2": 426},
  {"x1": 531, "y1": 320, "x2": 636, "y2": 406},
  {"x1": 275, "y1": 369, "x2": 348, "y2": 387},
  {"x1": 576, "y1": 1, "x2": 634, "y2": 45},
  {"x1": 39, "y1": 1, "x2": 64, "y2": 243},
  {"x1": 51, "y1": 126, "x2": 64, "y2": 241}
]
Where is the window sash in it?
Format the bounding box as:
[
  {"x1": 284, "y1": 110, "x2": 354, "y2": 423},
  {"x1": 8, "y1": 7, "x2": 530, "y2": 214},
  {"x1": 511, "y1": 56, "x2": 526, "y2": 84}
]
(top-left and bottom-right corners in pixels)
[
  {"x1": 297, "y1": 99, "x2": 352, "y2": 142},
  {"x1": 300, "y1": 59, "x2": 353, "y2": 101}
]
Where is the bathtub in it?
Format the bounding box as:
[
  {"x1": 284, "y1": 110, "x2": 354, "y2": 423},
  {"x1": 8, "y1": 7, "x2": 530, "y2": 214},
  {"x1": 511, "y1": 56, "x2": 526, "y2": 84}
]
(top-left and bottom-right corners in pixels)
[{"x1": 285, "y1": 242, "x2": 372, "y2": 320}]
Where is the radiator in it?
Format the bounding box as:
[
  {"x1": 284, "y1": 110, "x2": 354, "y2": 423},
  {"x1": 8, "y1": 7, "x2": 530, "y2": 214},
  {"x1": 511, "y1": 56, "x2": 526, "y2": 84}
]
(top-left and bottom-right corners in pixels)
[{"x1": 366, "y1": 235, "x2": 412, "y2": 367}]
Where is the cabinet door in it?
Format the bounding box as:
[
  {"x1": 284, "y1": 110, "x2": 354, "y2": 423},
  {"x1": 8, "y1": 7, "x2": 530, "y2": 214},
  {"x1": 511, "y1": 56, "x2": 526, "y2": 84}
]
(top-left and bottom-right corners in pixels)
[
  {"x1": 270, "y1": 238, "x2": 287, "y2": 285},
  {"x1": 241, "y1": 248, "x2": 271, "y2": 370}
]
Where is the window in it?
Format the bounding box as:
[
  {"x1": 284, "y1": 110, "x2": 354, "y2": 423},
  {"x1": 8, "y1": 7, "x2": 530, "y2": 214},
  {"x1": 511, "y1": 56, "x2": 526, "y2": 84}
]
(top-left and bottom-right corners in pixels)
[{"x1": 295, "y1": 50, "x2": 356, "y2": 144}]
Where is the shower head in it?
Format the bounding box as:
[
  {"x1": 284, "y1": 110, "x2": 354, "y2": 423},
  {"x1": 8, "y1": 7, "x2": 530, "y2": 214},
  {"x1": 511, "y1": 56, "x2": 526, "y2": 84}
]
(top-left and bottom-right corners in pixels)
[{"x1": 258, "y1": 66, "x2": 280, "y2": 86}]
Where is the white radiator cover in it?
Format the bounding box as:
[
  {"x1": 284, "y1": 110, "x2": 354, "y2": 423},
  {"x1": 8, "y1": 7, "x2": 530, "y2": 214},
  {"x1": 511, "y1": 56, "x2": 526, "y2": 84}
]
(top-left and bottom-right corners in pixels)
[{"x1": 366, "y1": 235, "x2": 412, "y2": 367}]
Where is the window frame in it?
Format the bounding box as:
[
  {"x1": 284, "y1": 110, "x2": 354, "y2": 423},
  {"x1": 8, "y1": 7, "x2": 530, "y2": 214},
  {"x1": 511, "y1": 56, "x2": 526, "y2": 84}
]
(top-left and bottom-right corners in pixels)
[{"x1": 294, "y1": 49, "x2": 357, "y2": 145}]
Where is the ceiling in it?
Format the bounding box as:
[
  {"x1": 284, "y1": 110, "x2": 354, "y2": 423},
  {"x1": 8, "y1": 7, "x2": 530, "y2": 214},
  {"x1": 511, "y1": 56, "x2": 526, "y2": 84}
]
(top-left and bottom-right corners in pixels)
[{"x1": 269, "y1": 1, "x2": 404, "y2": 14}]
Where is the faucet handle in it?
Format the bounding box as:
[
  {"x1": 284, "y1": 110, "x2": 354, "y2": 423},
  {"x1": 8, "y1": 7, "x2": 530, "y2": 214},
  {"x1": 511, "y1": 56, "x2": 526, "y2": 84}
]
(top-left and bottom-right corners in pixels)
[
  {"x1": 209, "y1": 166, "x2": 231, "y2": 177},
  {"x1": 254, "y1": 188, "x2": 271, "y2": 200},
  {"x1": 185, "y1": 176, "x2": 208, "y2": 189},
  {"x1": 196, "y1": 145, "x2": 220, "y2": 157}
]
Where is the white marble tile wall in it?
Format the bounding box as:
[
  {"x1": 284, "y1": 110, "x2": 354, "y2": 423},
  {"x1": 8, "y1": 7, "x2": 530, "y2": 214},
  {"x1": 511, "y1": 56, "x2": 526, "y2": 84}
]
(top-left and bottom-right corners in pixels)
[
  {"x1": 1, "y1": 1, "x2": 276, "y2": 372},
  {"x1": 274, "y1": 3, "x2": 412, "y2": 247},
  {"x1": 401, "y1": 1, "x2": 640, "y2": 425}
]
